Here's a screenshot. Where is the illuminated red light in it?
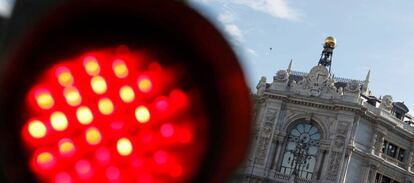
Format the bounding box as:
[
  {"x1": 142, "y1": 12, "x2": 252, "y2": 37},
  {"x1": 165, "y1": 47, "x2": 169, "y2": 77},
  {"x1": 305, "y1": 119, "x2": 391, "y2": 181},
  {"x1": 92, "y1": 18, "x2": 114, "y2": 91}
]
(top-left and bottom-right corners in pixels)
[
  {"x1": 106, "y1": 166, "x2": 120, "y2": 180},
  {"x1": 36, "y1": 151, "x2": 55, "y2": 169},
  {"x1": 160, "y1": 123, "x2": 174, "y2": 138},
  {"x1": 137, "y1": 76, "x2": 152, "y2": 93},
  {"x1": 28, "y1": 120, "x2": 47, "y2": 139},
  {"x1": 75, "y1": 160, "x2": 92, "y2": 179},
  {"x1": 55, "y1": 172, "x2": 72, "y2": 183},
  {"x1": 21, "y1": 47, "x2": 207, "y2": 182},
  {"x1": 58, "y1": 138, "x2": 76, "y2": 156}
]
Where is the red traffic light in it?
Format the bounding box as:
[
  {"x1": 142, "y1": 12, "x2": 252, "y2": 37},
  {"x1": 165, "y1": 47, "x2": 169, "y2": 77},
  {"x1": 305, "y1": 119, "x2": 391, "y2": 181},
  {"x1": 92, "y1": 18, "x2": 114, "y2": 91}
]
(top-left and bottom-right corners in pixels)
[
  {"x1": 0, "y1": 1, "x2": 251, "y2": 183},
  {"x1": 22, "y1": 47, "x2": 208, "y2": 183}
]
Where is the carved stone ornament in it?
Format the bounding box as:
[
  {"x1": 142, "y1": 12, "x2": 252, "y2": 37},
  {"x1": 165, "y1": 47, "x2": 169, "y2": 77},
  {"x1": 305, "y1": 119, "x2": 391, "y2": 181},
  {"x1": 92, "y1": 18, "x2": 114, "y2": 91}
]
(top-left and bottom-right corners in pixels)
[
  {"x1": 345, "y1": 80, "x2": 360, "y2": 93},
  {"x1": 338, "y1": 87, "x2": 344, "y2": 95},
  {"x1": 256, "y1": 76, "x2": 267, "y2": 95},
  {"x1": 261, "y1": 125, "x2": 272, "y2": 138},
  {"x1": 255, "y1": 137, "x2": 269, "y2": 165},
  {"x1": 334, "y1": 136, "x2": 345, "y2": 149},
  {"x1": 380, "y1": 95, "x2": 393, "y2": 111},
  {"x1": 326, "y1": 152, "x2": 341, "y2": 181},
  {"x1": 307, "y1": 65, "x2": 329, "y2": 96},
  {"x1": 337, "y1": 122, "x2": 349, "y2": 135},
  {"x1": 288, "y1": 65, "x2": 348, "y2": 98},
  {"x1": 275, "y1": 70, "x2": 289, "y2": 82}
]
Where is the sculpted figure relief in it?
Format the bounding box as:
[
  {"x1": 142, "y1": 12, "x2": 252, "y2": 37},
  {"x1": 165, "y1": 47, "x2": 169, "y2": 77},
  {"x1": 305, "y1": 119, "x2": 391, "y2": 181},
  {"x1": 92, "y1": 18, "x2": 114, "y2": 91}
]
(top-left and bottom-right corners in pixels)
[
  {"x1": 256, "y1": 76, "x2": 267, "y2": 95},
  {"x1": 380, "y1": 95, "x2": 393, "y2": 111},
  {"x1": 307, "y1": 66, "x2": 329, "y2": 96},
  {"x1": 275, "y1": 70, "x2": 289, "y2": 82},
  {"x1": 345, "y1": 80, "x2": 360, "y2": 93}
]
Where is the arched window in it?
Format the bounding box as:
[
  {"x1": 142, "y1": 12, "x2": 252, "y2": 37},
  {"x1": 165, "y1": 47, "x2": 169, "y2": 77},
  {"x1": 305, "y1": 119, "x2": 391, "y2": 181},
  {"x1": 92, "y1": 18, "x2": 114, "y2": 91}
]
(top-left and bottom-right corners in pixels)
[{"x1": 280, "y1": 122, "x2": 321, "y2": 180}]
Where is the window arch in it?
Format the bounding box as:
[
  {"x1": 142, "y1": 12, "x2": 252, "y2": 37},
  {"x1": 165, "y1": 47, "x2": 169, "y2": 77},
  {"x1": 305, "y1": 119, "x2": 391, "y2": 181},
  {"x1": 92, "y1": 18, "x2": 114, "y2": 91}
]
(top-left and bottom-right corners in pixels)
[{"x1": 280, "y1": 122, "x2": 321, "y2": 180}]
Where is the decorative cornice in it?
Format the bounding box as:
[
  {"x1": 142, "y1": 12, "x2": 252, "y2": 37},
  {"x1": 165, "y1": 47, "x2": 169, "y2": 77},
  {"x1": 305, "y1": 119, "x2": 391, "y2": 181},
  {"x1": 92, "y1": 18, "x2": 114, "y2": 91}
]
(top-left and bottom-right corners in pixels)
[
  {"x1": 263, "y1": 92, "x2": 362, "y2": 113},
  {"x1": 263, "y1": 91, "x2": 414, "y2": 139}
]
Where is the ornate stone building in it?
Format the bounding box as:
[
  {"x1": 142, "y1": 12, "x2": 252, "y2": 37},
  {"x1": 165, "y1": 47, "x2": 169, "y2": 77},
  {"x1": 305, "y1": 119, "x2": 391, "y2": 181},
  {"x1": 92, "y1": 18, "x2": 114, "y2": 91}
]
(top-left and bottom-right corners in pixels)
[{"x1": 234, "y1": 37, "x2": 414, "y2": 183}]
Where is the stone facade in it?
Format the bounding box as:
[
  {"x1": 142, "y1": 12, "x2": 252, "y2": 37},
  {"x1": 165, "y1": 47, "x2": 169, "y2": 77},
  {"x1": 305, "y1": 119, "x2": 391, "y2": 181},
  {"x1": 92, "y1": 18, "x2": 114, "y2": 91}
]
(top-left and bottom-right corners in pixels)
[{"x1": 233, "y1": 61, "x2": 414, "y2": 183}]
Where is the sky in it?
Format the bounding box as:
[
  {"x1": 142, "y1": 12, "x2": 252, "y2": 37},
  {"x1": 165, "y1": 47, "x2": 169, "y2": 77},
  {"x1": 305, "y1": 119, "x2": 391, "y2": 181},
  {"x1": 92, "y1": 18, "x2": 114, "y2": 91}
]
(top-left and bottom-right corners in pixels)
[
  {"x1": 189, "y1": 0, "x2": 414, "y2": 111},
  {"x1": 0, "y1": 0, "x2": 13, "y2": 17}
]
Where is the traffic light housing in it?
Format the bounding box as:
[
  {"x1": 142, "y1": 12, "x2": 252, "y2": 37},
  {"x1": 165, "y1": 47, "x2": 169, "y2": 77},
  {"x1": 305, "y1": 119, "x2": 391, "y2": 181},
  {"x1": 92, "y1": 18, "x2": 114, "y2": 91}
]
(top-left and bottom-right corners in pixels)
[{"x1": 0, "y1": 1, "x2": 251, "y2": 182}]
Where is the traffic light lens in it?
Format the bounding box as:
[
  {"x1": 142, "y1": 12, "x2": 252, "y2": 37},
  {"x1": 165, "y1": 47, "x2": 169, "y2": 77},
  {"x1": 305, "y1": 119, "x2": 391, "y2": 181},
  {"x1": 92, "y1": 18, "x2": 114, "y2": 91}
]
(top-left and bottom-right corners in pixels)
[
  {"x1": 28, "y1": 120, "x2": 47, "y2": 139},
  {"x1": 21, "y1": 46, "x2": 208, "y2": 182},
  {"x1": 35, "y1": 90, "x2": 55, "y2": 110}
]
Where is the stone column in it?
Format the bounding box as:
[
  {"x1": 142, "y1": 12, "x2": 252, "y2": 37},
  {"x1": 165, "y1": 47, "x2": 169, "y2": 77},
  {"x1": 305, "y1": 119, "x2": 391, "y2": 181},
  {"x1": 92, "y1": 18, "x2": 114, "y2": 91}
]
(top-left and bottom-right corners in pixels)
[
  {"x1": 313, "y1": 149, "x2": 327, "y2": 180},
  {"x1": 339, "y1": 148, "x2": 353, "y2": 183},
  {"x1": 271, "y1": 136, "x2": 284, "y2": 170},
  {"x1": 265, "y1": 139, "x2": 277, "y2": 175},
  {"x1": 367, "y1": 164, "x2": 379, "y2": 183},
  {"x1": 361, "y1": 165, "x2": 370, "y2": 183},
  {"x1": 274, "y1": 135, "x2": 287, "y2": 172}
]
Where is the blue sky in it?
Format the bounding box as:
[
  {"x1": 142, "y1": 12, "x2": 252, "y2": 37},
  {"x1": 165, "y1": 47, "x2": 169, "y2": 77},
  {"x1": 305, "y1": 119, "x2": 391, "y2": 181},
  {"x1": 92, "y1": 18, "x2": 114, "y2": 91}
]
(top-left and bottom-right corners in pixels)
[{"x1": 189, "y1": 0, "x2": 414, "y2": 111}]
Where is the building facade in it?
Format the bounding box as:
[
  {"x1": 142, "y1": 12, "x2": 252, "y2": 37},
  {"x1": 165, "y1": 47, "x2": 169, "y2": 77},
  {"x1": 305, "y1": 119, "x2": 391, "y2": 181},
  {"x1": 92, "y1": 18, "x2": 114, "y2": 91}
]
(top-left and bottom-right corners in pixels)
[{"x1": 234, "y1": 37, "x2": 414, "y2": 183}]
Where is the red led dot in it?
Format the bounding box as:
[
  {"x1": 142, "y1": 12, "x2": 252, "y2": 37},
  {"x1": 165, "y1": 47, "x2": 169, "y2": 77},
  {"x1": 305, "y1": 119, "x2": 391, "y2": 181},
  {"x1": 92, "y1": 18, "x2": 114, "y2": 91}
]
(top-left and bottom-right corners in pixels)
[
  {"x1": 117, "y1": 137, "x2": 133, "y2": 156},
  {"x1": 110, "y1": 120, "x2": 124, "y2": 130},
  {"x1": 135, "y1": 106, "x2": 150, "y2": 123},
  {"x1": 36, "y1": 151, "x2": 55, "y2": 169},
  {"x1": 83, "y1": 56, "x2": 100, "y2": 76},
  {"x1": 170, "y1": 89, "x2": 188, "y2": 110},
  {"x1": 50, "y1": 111, "x2": 68, "y2": 132},
  {"x1": 160, "y1": 123, "x2": 174, "y2": 138},
  {"x1": 106, "y1": 166, "x2": 121, "y2": 180},
  {"x1": 154, "y1": 150, "x2": 168, "y2": 165},
  {"x1": 155, "y1": 98, "x2": 169, "y2": 112},
  {"x1": 95, "y1": 147, "x2": 111, "y2": 164},
  {"x1": 75, "y1": 160, "x2": 92, "y2": 178},
  {"x1": 76, "y1": 106, "x2": 93, "y2": 125},
  {"x1": 56, "y1": 67, "x2": 74, "y2": 87},
  {"x1": 91, "y1": 76, "x2": 107, "y2": 94},
  {"x1": 113, "y1": 59, "x2": 129, "y2": 78},
  {"x1": 35, "y1": 89, "x2": 55, "y2": 110},
  {"x1": 55, "y1": 172, "x2": 72, "y2": 183},
  {"x1": 28, "y1": 120, "x2": 47, "y2": 139},
  {"x1": 170, "y1": 164, "x2": 184, "y2": 178},
  {"x1": 137, "y1": 76, "x2": 152, "y2": 93},
  {"x1": 178, "y1": 127, "x2": 194, "y2": 144},
  {"x1": 63, "y1": 86, "x2": 82, "y2": 106},
  {"x1": 98, "y1": 98, "x2": 114, "y2": 115},
  {"x1": 119, "y1": 85, "x2": 135, "y2": 103},
  {"x1": 58, "y1": 138, "x2": 75, "y2": 156},
  {"x1": 85, "y1": 127, "x2": 102, "y2": 145}
]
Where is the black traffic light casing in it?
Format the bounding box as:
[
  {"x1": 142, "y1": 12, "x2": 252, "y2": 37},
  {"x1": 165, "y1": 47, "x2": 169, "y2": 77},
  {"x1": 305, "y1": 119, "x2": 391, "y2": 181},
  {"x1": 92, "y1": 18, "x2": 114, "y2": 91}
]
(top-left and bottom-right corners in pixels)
[{"x1": 0, "y1": 1, "x2": 251, "y2": 182}]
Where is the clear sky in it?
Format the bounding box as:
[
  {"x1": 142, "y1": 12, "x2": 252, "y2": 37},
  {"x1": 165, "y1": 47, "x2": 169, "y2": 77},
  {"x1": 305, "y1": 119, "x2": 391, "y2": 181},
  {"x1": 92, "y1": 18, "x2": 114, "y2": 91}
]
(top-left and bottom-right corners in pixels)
[{"x1": 189, "y1": 0, "x2": 414, "y2": 111}]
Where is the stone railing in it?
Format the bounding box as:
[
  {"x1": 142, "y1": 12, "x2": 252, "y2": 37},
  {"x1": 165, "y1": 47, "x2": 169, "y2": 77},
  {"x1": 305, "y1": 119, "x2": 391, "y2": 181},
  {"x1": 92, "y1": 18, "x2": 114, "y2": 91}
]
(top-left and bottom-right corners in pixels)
[
  {"x1": 381, "y1": 154, "x2": 406, "y2": 169},
  {"x1": 272, "y1": 171, "x2": 314, "y2": 183},
  {"x1": 273, "y1": 171, "x2": 289, "y2": 180}
]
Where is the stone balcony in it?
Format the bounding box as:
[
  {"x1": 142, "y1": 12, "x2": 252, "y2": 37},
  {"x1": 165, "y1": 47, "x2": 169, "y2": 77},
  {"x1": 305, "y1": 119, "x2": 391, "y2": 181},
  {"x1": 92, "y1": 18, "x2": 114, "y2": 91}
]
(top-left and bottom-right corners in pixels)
[
  {"x1": 362, "y1": 101, "x2": 414, "y2": 135},
  {"x1": 241, "y1": 166, "x2": 315, "y2": 183}
]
